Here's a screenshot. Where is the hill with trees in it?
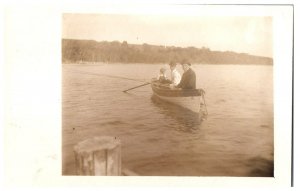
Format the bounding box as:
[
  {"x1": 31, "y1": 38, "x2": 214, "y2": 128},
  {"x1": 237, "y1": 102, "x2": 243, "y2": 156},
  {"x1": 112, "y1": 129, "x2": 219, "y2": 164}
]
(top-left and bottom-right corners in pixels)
[{"x1": 62, "y1": 39, "x2": 273, "y2": 65}]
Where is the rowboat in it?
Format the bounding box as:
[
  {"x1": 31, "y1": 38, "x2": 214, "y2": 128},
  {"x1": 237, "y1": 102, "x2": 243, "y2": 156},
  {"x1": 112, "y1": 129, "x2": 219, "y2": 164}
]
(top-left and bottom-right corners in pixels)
[{"x1": 151, "y1": 79, "x2": 207, "y2": 116}]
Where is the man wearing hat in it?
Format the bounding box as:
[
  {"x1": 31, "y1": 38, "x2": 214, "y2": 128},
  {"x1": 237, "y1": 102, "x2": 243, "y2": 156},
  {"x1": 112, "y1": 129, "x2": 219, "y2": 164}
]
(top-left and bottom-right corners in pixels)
[
  {"x1": 176, "y1": 59, "x2": 196, "y2": 89},
  {"x1": 169, "y1": 61, "x2": 181, "y2": 86}
]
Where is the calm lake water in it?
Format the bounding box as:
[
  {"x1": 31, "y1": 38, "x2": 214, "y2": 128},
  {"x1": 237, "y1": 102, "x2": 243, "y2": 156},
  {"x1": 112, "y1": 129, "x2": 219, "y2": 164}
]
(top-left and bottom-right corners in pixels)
[{"x1": 62, "y1": 63, "x2": 273, "y2": 176}]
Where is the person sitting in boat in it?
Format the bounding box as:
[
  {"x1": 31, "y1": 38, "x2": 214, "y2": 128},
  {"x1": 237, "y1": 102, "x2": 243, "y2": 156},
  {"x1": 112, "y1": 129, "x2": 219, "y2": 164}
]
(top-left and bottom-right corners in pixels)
[
  {"x1": 157, "y1": 67, "x2": 171, "y2": 84},
  {"x1": 175, "y1": 59, "x2": 196, "y2": 89},
  {"x1": 169, "y1": 61, "x2": 181, "y2": 86}
]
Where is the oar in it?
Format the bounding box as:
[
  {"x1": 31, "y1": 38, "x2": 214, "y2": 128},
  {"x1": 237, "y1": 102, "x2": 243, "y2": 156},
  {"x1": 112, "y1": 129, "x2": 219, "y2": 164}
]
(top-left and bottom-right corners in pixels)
[{"x1": 123, "y1": 82, "x2": 151, "y2": 93}]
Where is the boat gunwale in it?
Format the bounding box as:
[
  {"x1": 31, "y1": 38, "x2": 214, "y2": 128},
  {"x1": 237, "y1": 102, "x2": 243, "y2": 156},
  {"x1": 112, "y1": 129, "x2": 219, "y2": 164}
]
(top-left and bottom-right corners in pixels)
[{"x1": 151, "y1": 80, "x2": 202, "y2": 98}]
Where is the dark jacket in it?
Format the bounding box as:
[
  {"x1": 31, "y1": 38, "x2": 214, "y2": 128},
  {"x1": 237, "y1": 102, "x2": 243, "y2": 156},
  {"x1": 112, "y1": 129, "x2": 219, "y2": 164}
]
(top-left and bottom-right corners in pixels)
[{"x1": 176, "y1": 68, "x2": 196, "y2": 89}]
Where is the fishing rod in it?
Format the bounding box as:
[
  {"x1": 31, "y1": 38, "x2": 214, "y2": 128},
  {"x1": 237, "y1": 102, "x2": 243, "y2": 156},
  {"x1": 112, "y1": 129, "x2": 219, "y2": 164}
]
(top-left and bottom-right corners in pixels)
[
  {"x1": 68, "y1": 70, "x2": 147, "y2": 83},
  {"x1": 123, "y1": 82, "x2": 151, "y2": 93},
  {"x1": 68, "y1": 69, "x2": 151, "y2": 92}
]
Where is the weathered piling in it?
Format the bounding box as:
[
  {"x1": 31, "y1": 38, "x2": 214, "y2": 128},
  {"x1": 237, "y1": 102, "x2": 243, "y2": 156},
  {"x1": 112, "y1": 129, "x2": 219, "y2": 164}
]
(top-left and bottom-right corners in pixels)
[{"x1": 74, "y1": 136, "x2": 121, "y2": 176}]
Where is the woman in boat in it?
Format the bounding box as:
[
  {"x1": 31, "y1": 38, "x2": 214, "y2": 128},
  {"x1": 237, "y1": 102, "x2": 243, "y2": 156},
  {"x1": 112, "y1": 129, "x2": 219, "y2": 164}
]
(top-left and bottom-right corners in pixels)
[
  {"x1": 169, "y1": 61, "x2": 181, "y2": 86},
  {"x1": 176, "y1": 59, "x2": 196, "y2": 89}
]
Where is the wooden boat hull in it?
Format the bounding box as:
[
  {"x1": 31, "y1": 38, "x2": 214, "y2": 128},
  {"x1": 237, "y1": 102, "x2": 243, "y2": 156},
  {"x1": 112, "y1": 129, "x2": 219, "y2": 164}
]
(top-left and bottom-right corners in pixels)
[{"x1": 151, "y1": 79, "x2": 205, "y2": 114}]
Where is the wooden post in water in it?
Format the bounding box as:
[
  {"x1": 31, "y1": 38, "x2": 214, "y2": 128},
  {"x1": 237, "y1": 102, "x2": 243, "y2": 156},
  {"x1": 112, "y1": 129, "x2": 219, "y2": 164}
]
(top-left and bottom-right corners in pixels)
[{"x1": 74, "y1": 136, "x2": 121, "y2": 176}]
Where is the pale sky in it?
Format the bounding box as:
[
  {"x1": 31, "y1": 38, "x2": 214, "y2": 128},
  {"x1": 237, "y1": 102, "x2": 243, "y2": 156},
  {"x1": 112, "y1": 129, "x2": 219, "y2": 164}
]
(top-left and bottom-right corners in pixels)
[{"x1": 62, "y1": 14, "x2": 273, "y2": 58}]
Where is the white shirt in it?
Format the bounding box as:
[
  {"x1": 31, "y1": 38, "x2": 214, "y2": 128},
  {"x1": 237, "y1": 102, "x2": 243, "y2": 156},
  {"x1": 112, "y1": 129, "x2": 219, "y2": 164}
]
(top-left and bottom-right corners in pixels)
[{"x1": 171, "y1": 69, "x2": 181, "y2": 85}]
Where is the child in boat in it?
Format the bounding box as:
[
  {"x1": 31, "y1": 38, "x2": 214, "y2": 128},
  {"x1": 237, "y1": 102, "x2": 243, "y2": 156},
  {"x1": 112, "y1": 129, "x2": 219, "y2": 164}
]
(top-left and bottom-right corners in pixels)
[{"x1": 158, "y1": 67, "x2": 171, "y2": 84}]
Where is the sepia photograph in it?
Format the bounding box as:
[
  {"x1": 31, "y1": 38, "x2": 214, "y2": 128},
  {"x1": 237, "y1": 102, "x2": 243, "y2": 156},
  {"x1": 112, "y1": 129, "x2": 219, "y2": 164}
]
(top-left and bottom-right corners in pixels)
[
  {"x1": 62, "y1": 13, "x2": 274, "y2": 176},
  {"x1": 2, "y1": 2, "x2": 295, "y2": 188}
]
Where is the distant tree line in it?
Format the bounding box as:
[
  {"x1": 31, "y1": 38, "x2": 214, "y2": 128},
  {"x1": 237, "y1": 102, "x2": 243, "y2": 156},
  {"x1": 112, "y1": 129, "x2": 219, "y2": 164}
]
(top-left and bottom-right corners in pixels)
[{"x1": 62, "y1": 39, "x2": 273, "y2": 65}]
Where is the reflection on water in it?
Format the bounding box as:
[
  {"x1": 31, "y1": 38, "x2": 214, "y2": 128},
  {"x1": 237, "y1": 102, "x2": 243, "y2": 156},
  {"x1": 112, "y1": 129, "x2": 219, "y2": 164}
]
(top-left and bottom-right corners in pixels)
[{"x1": 151, "y1": 95, "x2": 203, "y2": 132}]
